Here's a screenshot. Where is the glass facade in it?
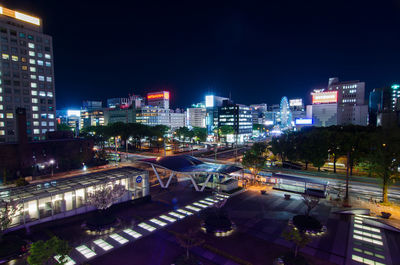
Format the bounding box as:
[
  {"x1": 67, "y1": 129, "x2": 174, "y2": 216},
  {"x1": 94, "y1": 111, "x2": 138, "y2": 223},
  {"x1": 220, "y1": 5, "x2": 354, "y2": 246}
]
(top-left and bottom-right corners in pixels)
[{"x1": 0, "y1": 167, "x2": 149, "y2": 231}]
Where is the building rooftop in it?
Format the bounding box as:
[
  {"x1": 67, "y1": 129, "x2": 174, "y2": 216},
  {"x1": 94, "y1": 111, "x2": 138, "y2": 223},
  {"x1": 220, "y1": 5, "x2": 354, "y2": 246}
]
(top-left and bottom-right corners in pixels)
[
  {"x1": 0, "y1": 167, "x2": 145, "y2": 201},
  {"x1": 139, "y1": 155, "x2": 242, "y2": 175}
]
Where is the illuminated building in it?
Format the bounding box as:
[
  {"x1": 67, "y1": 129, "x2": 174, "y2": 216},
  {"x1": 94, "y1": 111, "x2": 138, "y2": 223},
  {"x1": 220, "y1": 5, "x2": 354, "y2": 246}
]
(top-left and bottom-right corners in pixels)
[
  {"x1": 217, "y1": 102, "x2": 252, "y2": 143},
  {"x1": 82, "y1": 100, "x2": 102, "y2": 111},
  {"x1": 327, "y1": 77, "x2": 368, "y2": 126},
  {"x1": 107, "y1": 97, "x2": 129, "y2": 109},
  {"x1": 80, "y1": 109, "x2": 104, "y2": 129},
  {"x1": 147, "y1": 91, "x2": 170, "y2": 109},
  {"x1": 187, "y1": 105, "x2": 206, "y2": 128},
  {"x1": 289, "y1": 98, "x2": 306, "y2": 122},
  {"x1": 369, "y1": 84, "x2": 400, "y2": 127},
  {"x1": 205, "y1": 95, "x2": 229, "y2": 134},
  {"x1": 1, "y1": 167, "x2": 148, "y2": 233},
  {"x1": 0, "y1": 6, "x2": 55, "y2": 142},
  {"x1": 307, "y1": 77, "x2": 368, "y2": 127},
  {"x1": 136, "y1": 106, "x2": 185, "y2": 129},
  {"x1": 250, "y1": 104, "x2": 267, "y2": 125}
]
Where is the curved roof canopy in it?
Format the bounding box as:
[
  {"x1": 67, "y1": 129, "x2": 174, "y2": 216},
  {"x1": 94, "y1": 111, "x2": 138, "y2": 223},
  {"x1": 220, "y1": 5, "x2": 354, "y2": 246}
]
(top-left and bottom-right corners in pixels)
[{"x1": 139, "y1": 155, "x2": 242, "y2": 175}]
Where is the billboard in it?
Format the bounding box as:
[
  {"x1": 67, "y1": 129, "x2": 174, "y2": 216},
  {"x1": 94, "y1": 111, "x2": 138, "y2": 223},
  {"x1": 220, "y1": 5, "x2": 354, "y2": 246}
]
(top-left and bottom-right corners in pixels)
[
  {"x1": 67, "y1": 110, "x2": 80, "y2": 117},
  {"x1": 147, "y1": 91, "x2": 169, "y2": 100},
  {"x1": 295, "y1": 118, "x2": 313, "y2": 125},
  {"x1": 289, "y1": 99, "x2": 303, "y2": 107},
  {"x1": 312, "y1": 91, "x2": 337, "y2": 104}
]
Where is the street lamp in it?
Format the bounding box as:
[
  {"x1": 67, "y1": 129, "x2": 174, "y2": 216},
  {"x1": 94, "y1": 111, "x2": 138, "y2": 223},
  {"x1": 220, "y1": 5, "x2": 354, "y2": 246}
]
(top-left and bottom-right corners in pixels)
[{"x1": 50, "y1": 159, "x2": 55, "y2": 177}]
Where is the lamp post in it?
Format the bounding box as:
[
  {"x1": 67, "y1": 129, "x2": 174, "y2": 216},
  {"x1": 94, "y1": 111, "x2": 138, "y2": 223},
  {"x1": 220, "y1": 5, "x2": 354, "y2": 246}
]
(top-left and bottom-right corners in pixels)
[{"x1": 49, "y1": 159, "x2": 55, "y2": 177}]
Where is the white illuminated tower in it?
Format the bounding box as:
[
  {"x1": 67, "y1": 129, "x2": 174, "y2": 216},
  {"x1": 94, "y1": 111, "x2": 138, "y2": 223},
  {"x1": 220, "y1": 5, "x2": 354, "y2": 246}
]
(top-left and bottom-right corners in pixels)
[{"x1": 0, "y1": 6, "x2": 55, "y2": 142}]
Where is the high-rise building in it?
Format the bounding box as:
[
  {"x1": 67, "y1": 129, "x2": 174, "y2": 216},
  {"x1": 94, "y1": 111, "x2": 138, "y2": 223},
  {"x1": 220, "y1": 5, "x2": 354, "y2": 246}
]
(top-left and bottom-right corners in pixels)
[
  {"x1": 107, "y1": 97, "x2": 129, "y2": 109},
  {"x1": 147, "y1": 91, "x2": 170, "y2": 109},
  {"x1": 369, "y1": 84, "x2": 400, "y2": 127},
  {"x1": 104, "y1": 107, "x2": 136, "y2": 125},
  {"x1": 187, "y1": 105, "x2": 206, "y2": 128},
  {"x1": 205, "y1": 95, "x2": 229, "y2": 134},
  {"x1": 0, "y1": 6, "x2": 56, "y2": 142},
  {"x1": 217, "y1": 102, "x2": 252, "y2": 143},
  {"x1": 327, "y1": 77, "x2": 368, "y2": 126},
  {"x1": 80, "y1": 109, "x2": 104, "y2": 129},
  {"x1": 250, "y1": 104, "x2": 267, "y2": 125},
  {"x1": 136, "y1": 106, "x2": 185, "y2": 129},
  {"x1": 307, "y1": 77, "x2": 368, "y2": 127}
]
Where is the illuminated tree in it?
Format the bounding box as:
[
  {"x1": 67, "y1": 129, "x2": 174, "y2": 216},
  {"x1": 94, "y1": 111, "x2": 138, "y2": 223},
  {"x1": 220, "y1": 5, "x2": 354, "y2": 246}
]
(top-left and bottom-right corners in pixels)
[
  {"x1": 86, "y1": 183, "x2": 127, "y2": 211},
  {"x1": 176, "y1": 229, "x2": 204, "y2": 260},
  {"x1": 0, "y1": 199, "x2": 21, "y2": 240},
  {"x1": 282, "y1": 226, "x2": 311, "y2": 258},
  {"x1": 242, "y1": 142, "x2": 268, "y2": 183},
  {"x1": 302, "y1": 194, "x2": 320, "y2": 216}
]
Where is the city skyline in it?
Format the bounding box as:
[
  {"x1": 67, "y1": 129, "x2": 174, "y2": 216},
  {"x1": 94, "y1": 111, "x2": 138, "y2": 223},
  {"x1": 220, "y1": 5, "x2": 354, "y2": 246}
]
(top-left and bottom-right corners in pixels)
[{"x1": 3, "y1": 0, "x2": 400, "y2": 109}]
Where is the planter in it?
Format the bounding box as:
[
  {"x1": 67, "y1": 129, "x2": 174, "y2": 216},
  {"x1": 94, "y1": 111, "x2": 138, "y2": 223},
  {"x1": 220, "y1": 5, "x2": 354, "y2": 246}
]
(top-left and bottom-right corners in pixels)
[
  {"x1": 381, "y1": 212, "x2": 392, "y2": 219},
  {"x1": 284, "y1": 194, "x2": 291, "y2": 200}
]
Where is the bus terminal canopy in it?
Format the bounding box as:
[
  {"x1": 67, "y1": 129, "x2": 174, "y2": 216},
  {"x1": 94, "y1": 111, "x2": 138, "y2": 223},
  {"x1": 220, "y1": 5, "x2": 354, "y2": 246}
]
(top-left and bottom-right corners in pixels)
[{"x1": 138, "y1": 155, "x2": 242, "y2": 191}]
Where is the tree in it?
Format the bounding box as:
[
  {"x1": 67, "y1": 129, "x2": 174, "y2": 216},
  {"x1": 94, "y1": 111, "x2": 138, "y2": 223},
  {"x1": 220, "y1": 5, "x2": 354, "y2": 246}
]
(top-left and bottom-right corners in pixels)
[
  {"x1": 27, "y1": 236, "x2": 70, "y2": 265},
  {"x1": 364, "y1": 129, "x2": 400, "y2": 204},
  {"x1": 192, "y1": 127, "x2": 207, "y2": 142},
  {"x1": 327, "y1": 126, "x2": 345, "y2": 173},
  {"x1": 242, "y1": 142, "x2": 268, "y2": 183},
  {"x1": 302, "y1": 194, "x2": 320, "y2": 216},
  {"x1": 86, "y1": 182, "x2": 127, "y2": 211},
  {"x1": 176, "y1": 229, "x2": 204, "y2": 260},
  {"x1": 307, "y1": 129, "x2": 328, "y2": 171},
  {"x1": 0, "y1": 199, "x2": 21, "y2": 240},
  {"x1": 269, "y1": 133, "x2": 296, "y2": 162},
  {"x1": 281, "y1": 225, "x2": 311, "y2": 258},
  {"x1": 216, "y1": 125, "x2": 234, "y2": 144},
  {"x1": 56, "y1": 123, "x2": 72, "y2": 132}
]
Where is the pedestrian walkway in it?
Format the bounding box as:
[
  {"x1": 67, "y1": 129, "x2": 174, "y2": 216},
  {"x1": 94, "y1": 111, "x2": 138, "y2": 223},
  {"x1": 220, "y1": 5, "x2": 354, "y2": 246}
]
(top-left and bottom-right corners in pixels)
[{"x1": 53, "y1": 193, "x2": 230, "y2": 265}]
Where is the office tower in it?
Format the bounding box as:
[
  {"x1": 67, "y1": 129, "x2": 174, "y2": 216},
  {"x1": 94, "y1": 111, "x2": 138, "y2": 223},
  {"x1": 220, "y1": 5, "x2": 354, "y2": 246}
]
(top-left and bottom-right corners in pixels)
[
  {"x1": 369, "y1": 84, "x2": 400, "y2": 127},
  {"x1": 218, "y1": 101, "x2": 252, "y2": 143},
  {"x1": 0, "y1": 6, "x2": 55, "y2": 142},
  {"x1": 147, "y1": 91, "x2": 170, "y2": 109},
  {"x1": 187, "y1": 104, "x2": 206, "y2": 128},
  {"x1": 204, "y1": 95, "x2": 229, "y2": 134}
]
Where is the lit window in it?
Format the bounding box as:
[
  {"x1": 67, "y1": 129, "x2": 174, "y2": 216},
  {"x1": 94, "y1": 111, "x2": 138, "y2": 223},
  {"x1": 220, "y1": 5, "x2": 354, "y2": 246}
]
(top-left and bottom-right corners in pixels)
[
  {"x1": 22, "y1": 65, "x2": 28, "y2": 71},
  {"x1": 38, "y1": 76, "x2": 44, "y2": 81},
  {"x1": 37, "y1": 52, "x2": 43, "y2": 58},
  {"x1": 32, "y1": 114, "x2": 39, "y2": 119},
  {"x1": 32, "y1": 98, "x2": 38, "y2": 103},
  {"x1": 0, "y1": 105, "x2": 3, "y2": 110},
  {"x1": 0, "y1": 96, "x2": 2, "y2": 102},
  {"x1": 37, "y1": 60, "x2": 43, "y2": 66},
  {"x1": 0, "y1": 122, "x2": 3, "y2": 127},
  {"x1": 46, "y1": 77, "x2": 52, "y2": 82},
  {"x1": 30, "y1": 74, "x2": 36, "y2": 79},
  {"x1": 31, "y1": 82, "x2": 37, "y2": 88},
  {"x1": 31, "y1": 90, "x2": 37, "y2": 96},
  {"x1": 45, "y1": 54, "x2": 51, "y2": 59},
  {"x1": 30, "y1": 66, "x2": 36, "y2": 72},
  {"x1": 33, "y1": 121, "x2": 39, "y2": 126},
  {"x1": 47, "y1": 92, "x2": 53, "y2": 97},
  {"x1": 33, "y1": 129, "x2": 40, "y2": 134},
  {"x1": 0, "y1": 130, "x2": 4, "y2": 136},
  {"x1": 32, "y1": 106, "x2": 38, "y2": 111},
  {"x1": 41, "y1": 121, "x2": 47, "y2": 126},
  {"x1": 21, "y1": 57, "x2": 27, "y2": 62},
  {"x1": 42, "y1": 129, "x2": 47, "y2": 134},
  {"x1": 29, "y1": 51, "x2": 35, "y2": 56},
  {"x1": 45, "y1": 62, "x2": 51, "y2": 67},
  {"x1": 2, "y1": 54, "x2": 9, "y2": 60},
  {"x1": 48, "y1": 114, "x2": 54, "y2": 119},
  {"x1": 6, "y1": 113, "x2": 13, "y2": 119},
  {"x1": 28, "y1": 43, "x2": 35, "y2": 49},
  {"x1": 11, "y1": 55, "x2": 18, "y2": 61},
  {"x1": 39, "y1": 91, "x2": 46, "y2": 97},
  {"x1": 29, "y1": 59, "x2": 35, "y2": 64},
  {"x1": 49, "y1": 121, "x2": 54, "y2": 126}
]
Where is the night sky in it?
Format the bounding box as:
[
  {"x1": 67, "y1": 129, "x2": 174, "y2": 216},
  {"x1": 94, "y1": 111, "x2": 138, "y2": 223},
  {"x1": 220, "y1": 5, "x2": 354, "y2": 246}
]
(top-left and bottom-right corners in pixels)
[{"x1": 3, "y1": 0, "x2": 400, "y2": 109}]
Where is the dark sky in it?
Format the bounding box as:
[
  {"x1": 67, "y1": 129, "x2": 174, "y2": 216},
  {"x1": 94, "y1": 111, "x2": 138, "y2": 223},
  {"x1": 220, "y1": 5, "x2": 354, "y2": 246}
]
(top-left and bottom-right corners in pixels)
[{"x1": 4, "y1": 0, "x2": 400, "y2": 109}]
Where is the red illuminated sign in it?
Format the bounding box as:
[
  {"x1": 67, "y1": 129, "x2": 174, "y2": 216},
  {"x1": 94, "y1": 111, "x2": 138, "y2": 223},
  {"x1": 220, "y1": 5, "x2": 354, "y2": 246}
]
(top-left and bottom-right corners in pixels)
[
  {"x1": 147, "y1": 91, "x2": 169, "y2": 100},
  {"x1": 312, "y1": 91, "x2": 338, "y2": 104}
]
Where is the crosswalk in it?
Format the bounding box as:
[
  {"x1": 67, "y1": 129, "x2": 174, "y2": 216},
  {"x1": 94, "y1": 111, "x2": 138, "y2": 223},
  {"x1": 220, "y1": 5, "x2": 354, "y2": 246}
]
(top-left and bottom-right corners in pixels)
[{"x1": 53, "y1": 193, "x2": 229, "y2": 265}]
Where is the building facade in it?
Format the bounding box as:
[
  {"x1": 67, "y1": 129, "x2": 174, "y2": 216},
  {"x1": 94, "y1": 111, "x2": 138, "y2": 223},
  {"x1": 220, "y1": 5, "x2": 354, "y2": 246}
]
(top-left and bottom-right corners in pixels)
[
  {"x1": 147, "y1": 91, "x2": 170, "y2": 109},
  {"x1": 0, "y1": 6, "x2": 56, "y2": 142},
  {"x1": 186, "y1": 106, "x2": 206, "y2": 128},
  {"x1": 205, "y1": 95, "x2": 229, "y2": 134},
  {"x1": 218, "y1": 102, "x2": 252, "y2": 143},
  {"x1": 80, "y1": 109, "x2": 104, "y2": 129},
  {"x1": 104, "y1": 107, "x2": 136, "y2": 125},
  {"x1": 369, "y1": 84, "x2": 400, "y2": 127},
  {"x1": 136, "y1": 106, "x2": 185, "y2": 129}
]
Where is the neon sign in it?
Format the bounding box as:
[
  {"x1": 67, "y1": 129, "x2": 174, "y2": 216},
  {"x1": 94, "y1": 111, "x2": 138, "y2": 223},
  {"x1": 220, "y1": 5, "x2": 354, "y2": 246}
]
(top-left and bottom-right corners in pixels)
[
  {"x1": 312, "y1": 91, "x2": 337, "y2": 104},
  {"x1": 0, "y1": 6, "x2": 40, "y2": 26},
  {"x1": 295, "y1": 118, "x2": 313, "y2": 125},
  {"x1": 147, "y1": 91, "x2": 169, "y2": 100}
]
